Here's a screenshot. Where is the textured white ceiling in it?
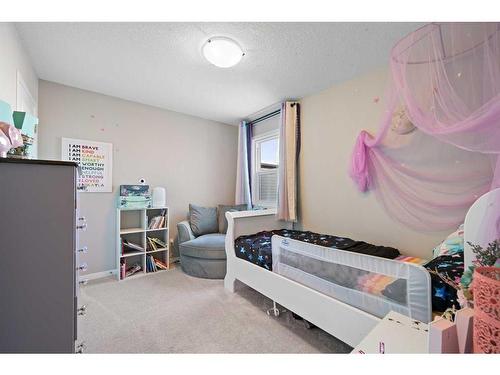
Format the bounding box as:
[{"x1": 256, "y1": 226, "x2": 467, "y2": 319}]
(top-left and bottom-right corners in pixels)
[{"x1": 15, "y1": 22, "x2": 422, "y2": 124}]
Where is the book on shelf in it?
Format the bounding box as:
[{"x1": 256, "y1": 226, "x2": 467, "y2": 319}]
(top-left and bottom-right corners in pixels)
[
  {"x1": 146, "y1": 236, "x2": 167, "y2": 251},
  {"x1": 154, "y1": 258, "x2": 168, "y2": 270},
  {"x1": 125, "y1": 263, "x2": 142, "y2": 277},
  {"x1": 145, "y1": 255, "x2": 168, "y2": 273},
  {"x1": 147, "y1": 237, "x2": 156, "y2": 251},
  {"x1": 147, "y1": 209, "x2": 167, "y2": 229},
  {"x1": 152, "y1": 237, "x2": 166, "y2": 248},
  {"x1": 121, "y1": 238, "x2": 144, "y2": 254},
  {"x1": 146, "y1": 255, "x2": 157, "y2": 273},
  {"x1": 120, "y1": 260, "x2": 126, "y2": 280}
]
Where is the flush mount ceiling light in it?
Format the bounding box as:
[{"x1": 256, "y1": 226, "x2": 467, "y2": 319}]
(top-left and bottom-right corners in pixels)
[{"x1": 202, "y1": 37, "x2": 244, "y2": 68}]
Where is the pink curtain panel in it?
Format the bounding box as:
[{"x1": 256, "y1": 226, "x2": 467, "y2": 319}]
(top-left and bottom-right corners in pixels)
[{"x1": 349, "y1": 23, "x2": 500, "y2": 234}]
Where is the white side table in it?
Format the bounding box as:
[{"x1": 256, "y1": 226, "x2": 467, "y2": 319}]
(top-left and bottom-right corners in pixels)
[{"x1": 352, "y1": 311, "x2": 429, "y2": 353}]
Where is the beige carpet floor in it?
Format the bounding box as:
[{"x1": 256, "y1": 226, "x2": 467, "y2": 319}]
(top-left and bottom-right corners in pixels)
[{"x1": 79, "y1": 266, "x2": 352, "y2": 353}]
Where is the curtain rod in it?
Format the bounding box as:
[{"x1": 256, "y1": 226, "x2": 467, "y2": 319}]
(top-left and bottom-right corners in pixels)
[
  {"x1": 248, "y1": 109, "x2": 281, "y2": 126},
  {"x1": 247, "y1": 101, "x2": 298, "y2": 126}
]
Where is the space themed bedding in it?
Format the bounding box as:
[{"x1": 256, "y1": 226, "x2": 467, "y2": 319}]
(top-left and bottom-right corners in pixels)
[
  {"x1": 234, "y1": 228, "x2": 464, "y2": 319},
  {"x1": 234, "y1": 229, "x2": 400, "y2": 270},
  {"x1": 422, "y1": 226, "x2": 466, "y2": 312}
]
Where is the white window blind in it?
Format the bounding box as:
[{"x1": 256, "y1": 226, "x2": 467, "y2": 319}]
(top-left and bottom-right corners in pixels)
[
  {"x1": 257, "y1": 170, "x2": 278, "y2": 202},
  {"x1": 251, "y1": 129, "x2": 279, "y2": 207}
]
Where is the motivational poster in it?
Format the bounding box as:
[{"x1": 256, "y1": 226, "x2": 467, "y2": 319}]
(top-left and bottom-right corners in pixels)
[{"x1": 61, "y1": 137, "x2": 113, "y2": 192}]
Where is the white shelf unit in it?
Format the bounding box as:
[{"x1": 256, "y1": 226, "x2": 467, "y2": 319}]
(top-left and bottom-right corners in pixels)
[{"x1": 116, "y1": 206, "x2": 170, "y2": 281}]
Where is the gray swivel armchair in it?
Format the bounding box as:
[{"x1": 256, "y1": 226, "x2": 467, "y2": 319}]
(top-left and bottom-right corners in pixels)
[{"x1": 177, "y1": 220, "x2": 227, "y2": 279}]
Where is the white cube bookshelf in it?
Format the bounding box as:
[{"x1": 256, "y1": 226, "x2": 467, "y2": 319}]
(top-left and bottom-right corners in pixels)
[{"x1": 116, "y1": 206, "x2": 170, "y2": 280}]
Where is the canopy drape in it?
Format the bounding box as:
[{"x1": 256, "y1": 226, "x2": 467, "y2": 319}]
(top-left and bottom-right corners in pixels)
[{"x1": 349, "y1": 23, "x2": 500, "y2": 233}]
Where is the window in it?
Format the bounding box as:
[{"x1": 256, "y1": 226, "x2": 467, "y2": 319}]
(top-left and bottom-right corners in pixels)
[{"x1": 252, "y1": 130, "x2": 279, "y2": 207}]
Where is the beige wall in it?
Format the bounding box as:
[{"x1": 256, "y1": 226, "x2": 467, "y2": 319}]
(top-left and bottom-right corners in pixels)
[
  {"x1": 298, "y1": 67, "x2": 448, "y2": 258},
  {"x1": 0, "y1": 23, "x2": 38, "y2": 110},
  {"x1": 37, "y1": 64, "x2": 449, "y2": 275},
  {"x1": 38, "y1": 80, "x2": 238, "y2": 275}
]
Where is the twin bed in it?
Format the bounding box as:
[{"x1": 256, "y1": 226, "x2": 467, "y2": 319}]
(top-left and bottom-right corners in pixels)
[{"x1": 224, "y1": 189, "x2": 499, "y2": 347}]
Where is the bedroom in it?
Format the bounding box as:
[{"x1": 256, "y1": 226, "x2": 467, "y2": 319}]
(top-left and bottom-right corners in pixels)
[{"x1": 0, "y1": 0, "x2": 499, "y2": 371}]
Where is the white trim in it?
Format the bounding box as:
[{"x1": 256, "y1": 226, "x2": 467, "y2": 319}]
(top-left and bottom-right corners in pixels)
[
  {"x1": 82, "y1": 269, "x2": 116, "y2": 281},
  {"x1": 226, "y1": 208, "x2": 278, "y2": 219},
  {"x1": 16, "y1": 70, "x2": 37, "y2": 116},
  {"x1": 246, "y1": 103, "x2": 281, "y2": 123},
  {"x1": 251, "y1": 129, "x2": 279, "y2": 207}
]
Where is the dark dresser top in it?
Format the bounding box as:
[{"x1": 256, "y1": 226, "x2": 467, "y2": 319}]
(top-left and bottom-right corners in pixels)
[{"x1": 0, "y1": 157, "x2": 78, "y2": 168}]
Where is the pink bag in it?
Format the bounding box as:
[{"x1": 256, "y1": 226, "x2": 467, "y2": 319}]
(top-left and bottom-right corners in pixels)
[{"x1": 0, "y1": 121, "x2": 23, "y2": 157}]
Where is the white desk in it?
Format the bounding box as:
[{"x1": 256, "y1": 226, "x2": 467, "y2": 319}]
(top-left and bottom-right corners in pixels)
[{"x1": 352, "y1": 311, "x2": 429, "y2": 354}]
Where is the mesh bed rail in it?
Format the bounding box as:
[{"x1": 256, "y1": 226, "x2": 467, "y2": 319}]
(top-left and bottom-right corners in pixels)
[{"x1": 271, "y1": 235, "x2": 432, "y2": 323}]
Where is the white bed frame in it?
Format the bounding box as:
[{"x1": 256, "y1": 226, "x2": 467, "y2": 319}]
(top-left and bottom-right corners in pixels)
[
  {"x1": 224, "y1": 209, "x2": 431, "y2": 347},
  {"x1": 224, "y1": 189, "x2": 499, "y2": 348},
  {"x1": 464, "y1": 188, "x2": 500, "y2": 270}
]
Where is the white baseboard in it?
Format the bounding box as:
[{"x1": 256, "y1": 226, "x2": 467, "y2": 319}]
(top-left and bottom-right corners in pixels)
[{"x1": 82, "y1": 269, "x2": 116, "y2": 281}]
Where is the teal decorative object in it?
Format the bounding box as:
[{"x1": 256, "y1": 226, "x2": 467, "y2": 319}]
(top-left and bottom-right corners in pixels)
[
  {"x1": 118, "y1": 184, "x2": 152, "y2": 208},
  {"x1": 119, "y1": 196, "x2": 152, "y2": 209},
  {"x1": 13, "y1": 111, "x2": 38, "y2": 138}
]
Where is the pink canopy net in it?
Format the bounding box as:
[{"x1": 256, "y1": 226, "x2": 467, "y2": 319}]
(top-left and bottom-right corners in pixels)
[{"x1": 349, "y1": 23, "x2": 500, "y2": 233}]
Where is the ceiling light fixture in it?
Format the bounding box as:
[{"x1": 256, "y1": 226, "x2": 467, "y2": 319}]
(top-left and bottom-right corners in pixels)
[{"x1": 202, "y1": 37, "x2": 244, "y2": 68}]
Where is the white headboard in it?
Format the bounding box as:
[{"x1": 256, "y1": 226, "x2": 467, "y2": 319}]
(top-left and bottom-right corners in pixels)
[{"x1": 463, "y1": 188, "x2": 500, "y2": 269}]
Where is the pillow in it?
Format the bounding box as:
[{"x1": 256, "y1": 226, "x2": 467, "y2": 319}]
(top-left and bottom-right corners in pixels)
[
  {"x1": 218, "y1": 204, "x2": 248, "y2": 233},
  {"x1": 189, "y1": 204, "x2": 218, "y2": 237},
  {"x1": 432, "y1": 224, "x2": 464, "y2": 258}
]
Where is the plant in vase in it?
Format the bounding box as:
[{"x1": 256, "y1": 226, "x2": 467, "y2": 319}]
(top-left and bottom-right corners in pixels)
[
  {"x1": 468, "y1": 240, "x2": 500, "y2": 268},
  {"x1": 462, "y1": 239, "x2": 500, "y2": 297}
]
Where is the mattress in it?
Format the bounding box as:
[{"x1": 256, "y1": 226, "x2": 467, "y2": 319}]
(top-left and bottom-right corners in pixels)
[{"x1": 234, "y1": 229, "x2": 400, "y2": 270}]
